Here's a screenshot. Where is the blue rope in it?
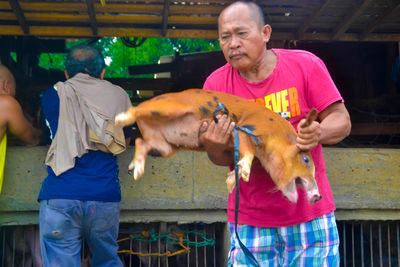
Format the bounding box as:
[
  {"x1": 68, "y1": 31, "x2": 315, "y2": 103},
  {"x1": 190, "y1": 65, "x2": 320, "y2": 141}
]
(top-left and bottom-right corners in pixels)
[
  {"x1": 212, "y1": 102, "x2": 229, "y2": 122},
  {"x1": 234, "y1": 129, "x2": 260, "y2": 267},
  {"x1": 213, "y1": 102, "x2": 261, "y2": 267}
]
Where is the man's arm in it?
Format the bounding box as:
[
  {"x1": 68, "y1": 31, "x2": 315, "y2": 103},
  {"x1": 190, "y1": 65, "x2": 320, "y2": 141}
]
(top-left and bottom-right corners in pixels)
[
  {"x1": 1, "y1": 96, "x2": 41, "y2": 146},
  {"x1": 296, "y1": 101, "x2": 351, "y2": 151},
  {"x1": 199, "y1": 114, "x2": 235, "y2": 166}
]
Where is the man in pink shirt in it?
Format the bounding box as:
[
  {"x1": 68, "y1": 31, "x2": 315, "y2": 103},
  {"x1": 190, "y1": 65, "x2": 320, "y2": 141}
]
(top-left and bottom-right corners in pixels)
[{"x1": 200, "y1": 1, "x2": 351, "y2": 266}]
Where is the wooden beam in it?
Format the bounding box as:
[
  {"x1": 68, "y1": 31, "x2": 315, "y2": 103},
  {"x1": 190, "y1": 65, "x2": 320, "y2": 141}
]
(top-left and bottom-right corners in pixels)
[
  {"x1": 0, "y1": 11, "x2": 16, "y2": 20},
  {"x1": 360, "y1": 1, "x2": 400, "y2": 40},
  {"x1": 351, "y1": 123, "x2": 400, "y2": 135},
  {"x1": 86, "y1": 0, "x2": 98, "y2": 36},
  {"x1": 332, "y1": 0, "x2": 374, "y2": 40},
  {"x1": 8, "y1": 0, "x2": 29, "y2": 34},
  {"x1": 296, "y1": 0, "x2": 333, "y2": 40},
  {"x1": 0, "y1": 2, "x2": 10, "y2": 9},
  {"x1": 2, "y1": 25, "x2": 400, "y2": 41},
  {"x1": 0, "y1": 12, "x2": 217, "y2": 25},
  {"x1": 15, "y1": 2, "x2": 220, "y2": 15},
  {"x1": 161, "y1": 0, "x2": 171, "y2": 37}
]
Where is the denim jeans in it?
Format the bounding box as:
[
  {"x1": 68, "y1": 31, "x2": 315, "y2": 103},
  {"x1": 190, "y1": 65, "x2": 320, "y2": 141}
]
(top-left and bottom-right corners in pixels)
[{"x1": 39, "y1": 199, "x2": 122, "y2": 267}]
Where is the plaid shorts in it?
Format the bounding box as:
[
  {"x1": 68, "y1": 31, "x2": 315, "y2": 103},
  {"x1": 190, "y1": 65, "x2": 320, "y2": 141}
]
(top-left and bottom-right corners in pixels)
[{"x1": 228, "y1": 212, "x2": 340, "y2": 267}]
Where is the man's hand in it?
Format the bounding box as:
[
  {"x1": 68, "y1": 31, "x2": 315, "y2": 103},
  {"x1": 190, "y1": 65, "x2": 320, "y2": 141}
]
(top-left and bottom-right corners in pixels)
[
  {"x1": 296, "y1": 119, "x2": 321, "y2": 151},
  {"x1": 199, "y1": 114, "x2": 235, "y2": 166},
  {"x1": 296, "y1": 102, "x2": 351, "y2": 151}
]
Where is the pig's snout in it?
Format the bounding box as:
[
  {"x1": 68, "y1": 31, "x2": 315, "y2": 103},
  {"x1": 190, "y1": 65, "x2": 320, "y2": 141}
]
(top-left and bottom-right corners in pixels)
[
  {"x1": 308, "y1": 193, "x2": 322, "y2": 205},
  {"x1": 306, "y1": 186, "x2": 322, "y2": 205}
]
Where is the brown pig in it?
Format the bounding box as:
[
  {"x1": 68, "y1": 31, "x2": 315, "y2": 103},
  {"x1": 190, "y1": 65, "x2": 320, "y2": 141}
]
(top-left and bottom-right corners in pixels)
[{"x1": 115, "y1": 89, "x2": 321, "y2": 204}]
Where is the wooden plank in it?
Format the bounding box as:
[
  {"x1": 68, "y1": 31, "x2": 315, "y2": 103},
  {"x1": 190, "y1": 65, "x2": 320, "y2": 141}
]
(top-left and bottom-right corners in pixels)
[
  {"x1": 161, "y1": 0, "x2": 171, "y2": 37},
  {"x1": 29, "y1": 26, "x2": 93, "y2": 37},
  {"x1": 1, "y1": 24, "x2": 400, "y2": 41},
  {"x1": 86, "y1": 0, "x2": 98, "y2": 36},
  {"x1": 296, "y1": 0, "x2": 333, "y2": 39},
  {"x1": 99, "y1": 27, "x2": 219, "y2": 39},
  {"x1": 14, "y1": 2, "x2": 319, "y2": 16},
  {"x1": 360, "y1": 2, "x2": 400, "y2": 40},
  {"x1": 0, "y1": 1, "x2": 10, "y2": 9},
  {"x1": 0, "y1": 12, "x2": 216, "y2": 25},
  {"x1": 129, "y1": 62, "x2": 174, "y2": 75},
  {"x1": 0, "y1": 25, "x2": 23, "y2": 35},
  {"x1": 332, "y1": 0, "x2": 374, "y2": 40},
  {"x1": 18, "y1": 2, "x2": 163, "y2": 13},
  {"x1": 22, "y1": 13, "x2": 89, "y2": 23},
  {"x1": 351, "y1": 123, "x2": 400, "y2": 135},
  {"x1": 168, "y1": 15, "x2": 217, "y2": 25},
  {"x1": 97, "y1": 14, "x2": 161, "y2": 24},
  {"x1": 8, "y1": 0, "x2": 29, "y2": 34},
  {"x1": 0, "y1": 11, "x2": 15, "y2": 20},
  {"x1": 169, "y1": 5, "x2": 224, "y2": 15}
]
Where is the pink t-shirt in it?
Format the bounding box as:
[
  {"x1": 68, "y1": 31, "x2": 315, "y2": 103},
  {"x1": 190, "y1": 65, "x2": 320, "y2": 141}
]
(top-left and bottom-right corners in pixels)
[{"x1": 203, "y1": 49, "x2": 343, "y2": 227}]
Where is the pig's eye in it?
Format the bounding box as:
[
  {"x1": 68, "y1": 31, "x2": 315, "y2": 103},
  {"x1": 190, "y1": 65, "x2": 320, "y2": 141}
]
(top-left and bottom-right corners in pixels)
[{"x1": 303, "y1": 156, "x2": 309, "y2": 163}]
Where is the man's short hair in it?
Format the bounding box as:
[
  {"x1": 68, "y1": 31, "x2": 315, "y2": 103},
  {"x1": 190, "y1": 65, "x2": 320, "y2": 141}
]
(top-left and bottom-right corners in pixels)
[
  {"x1": 65, "y1": 44, "x2": 105, "y2": 78},
  {"x1": 219, "y1": 1, "x2": 266, "y2": 29}
]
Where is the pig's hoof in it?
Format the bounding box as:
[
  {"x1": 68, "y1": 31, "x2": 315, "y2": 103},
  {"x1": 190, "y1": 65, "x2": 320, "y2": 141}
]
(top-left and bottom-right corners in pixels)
[
  {"x1": 237, "y1": 161, "x2": 251, "y2": 182},
  {"x1": 129, "y1": 160, "x2": 144, "y2": 180},
  {"x1": 226, "y1": 171, "x2": 236, "y2": 193},
  {"x1": 240, "y1": 170, "x2": 250, "y2": 182}
]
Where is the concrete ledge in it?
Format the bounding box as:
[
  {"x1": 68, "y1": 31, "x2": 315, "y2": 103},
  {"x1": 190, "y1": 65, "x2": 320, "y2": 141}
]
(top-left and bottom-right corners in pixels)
[{"x1": 0, "y1": 146, "x2": 399, "y2": 225}]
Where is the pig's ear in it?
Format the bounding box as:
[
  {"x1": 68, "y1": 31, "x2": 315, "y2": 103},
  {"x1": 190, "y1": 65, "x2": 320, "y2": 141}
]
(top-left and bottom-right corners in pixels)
[{"x1": 304, "y1": 108, "x2": 318, "y2": 127}]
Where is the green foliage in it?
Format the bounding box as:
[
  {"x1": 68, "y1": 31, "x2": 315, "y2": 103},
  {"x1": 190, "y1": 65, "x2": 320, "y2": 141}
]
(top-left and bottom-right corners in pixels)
[
  {"x1": 38, "y1": 37, "x2": 221, "y2": 78},
  {"x1": 10, "y1": 52, "x2": 17, "y2": 62},
  {"x1": 38, "y1": 53, "x2": 66, "y2": 71}
]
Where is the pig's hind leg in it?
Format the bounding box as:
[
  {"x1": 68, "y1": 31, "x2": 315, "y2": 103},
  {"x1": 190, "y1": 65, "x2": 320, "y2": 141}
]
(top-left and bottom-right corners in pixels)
[
  {"x1": 129, "y1": 137, "x2": 176, "y2": 180},
  {"x1": 129, "y1": 137, "x2": 151, "y2": 180}
]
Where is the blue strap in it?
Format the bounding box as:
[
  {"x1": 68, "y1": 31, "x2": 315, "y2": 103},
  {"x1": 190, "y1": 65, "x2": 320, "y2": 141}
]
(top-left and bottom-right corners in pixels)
[
  {"x1": 235, "y1": 125, "x2": 262, "y2": 145},
  {"x1": 212, "y1": 102, "x2": 229, "y2": 122},
  {"x1": 213, "y1": 102, "x2": 260, "y2": 266},
  {"x1": 234, "y1": 129, "x2": 260, "y2": 267}
]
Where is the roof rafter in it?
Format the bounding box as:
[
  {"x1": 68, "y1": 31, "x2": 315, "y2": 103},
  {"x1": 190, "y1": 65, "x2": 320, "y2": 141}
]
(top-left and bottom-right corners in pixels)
[
  {"x1": 8, "y1": 0, "x2": 29, "y2": 34},
  {"x1": 161, "y1": 0, "x2": 171, "y2": 37},
  {"x1": 360, "y1": 0, "x2": 400, "y2": 40},
  {"x1": 85, "y1": 0, "x2": 98, "y2": 36},
  {"x1": 296, "y1": 0, "x2": 333, "y2": 40},
  {"x1": 332, "y1": 0, "x2": 374, "y2": 40}
]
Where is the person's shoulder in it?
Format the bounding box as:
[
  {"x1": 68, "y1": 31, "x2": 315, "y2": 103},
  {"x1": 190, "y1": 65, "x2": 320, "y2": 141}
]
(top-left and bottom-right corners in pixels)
[
  {"x1": 0, "y1": 95, "x2": 20, "y2": 110},
  {"x1": 42, "y1": 86, "x2": 57, "y2": 95},
  {"x1": 0, "y1": 95, "x2": 23, "y2": 123},
  {"x1": 41, "y1": 86, "x2": 58, "y2": 100}
]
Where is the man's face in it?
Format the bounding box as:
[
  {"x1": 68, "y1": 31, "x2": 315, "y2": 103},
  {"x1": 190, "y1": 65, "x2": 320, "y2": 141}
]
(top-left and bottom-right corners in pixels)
[{"x1": 218, "y1": 4, "x2": 269, "y2": 72}]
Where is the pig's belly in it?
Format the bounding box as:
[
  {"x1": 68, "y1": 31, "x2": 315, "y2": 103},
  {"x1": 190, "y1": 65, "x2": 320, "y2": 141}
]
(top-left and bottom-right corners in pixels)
[{"x1": 159, "y1": 114, "x2": 206, "y2": 148}]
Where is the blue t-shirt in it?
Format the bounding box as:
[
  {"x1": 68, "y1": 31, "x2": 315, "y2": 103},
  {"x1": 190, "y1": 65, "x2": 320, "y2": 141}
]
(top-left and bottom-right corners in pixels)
[{"x1": 38, "y1": 87, "x2": 132, "y2": 202}]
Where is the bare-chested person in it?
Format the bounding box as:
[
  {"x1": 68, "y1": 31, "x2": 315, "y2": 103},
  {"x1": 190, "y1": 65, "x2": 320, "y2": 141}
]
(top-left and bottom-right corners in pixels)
[
  {"x1": 0, "y1": 63, "x2": 41, "y2": 193},
  {"x1": 0, "y1": 64, "x2": 41, "y2": 145}
]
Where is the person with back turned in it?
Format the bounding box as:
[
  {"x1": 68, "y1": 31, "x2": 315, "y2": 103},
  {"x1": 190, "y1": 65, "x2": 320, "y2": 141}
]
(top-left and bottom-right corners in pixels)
[{"x1": 38, "y1": 44, "x2": 133, "y2": 267}]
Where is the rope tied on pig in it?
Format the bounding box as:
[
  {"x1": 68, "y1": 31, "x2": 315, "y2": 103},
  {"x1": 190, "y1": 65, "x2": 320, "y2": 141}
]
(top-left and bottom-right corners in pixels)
[
  {"x1": 213, "y1": 102, "x2": 261, "y2": 267},
  {"x1": 212, "y1": 102, "x2": 262, "y2": 145}
]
